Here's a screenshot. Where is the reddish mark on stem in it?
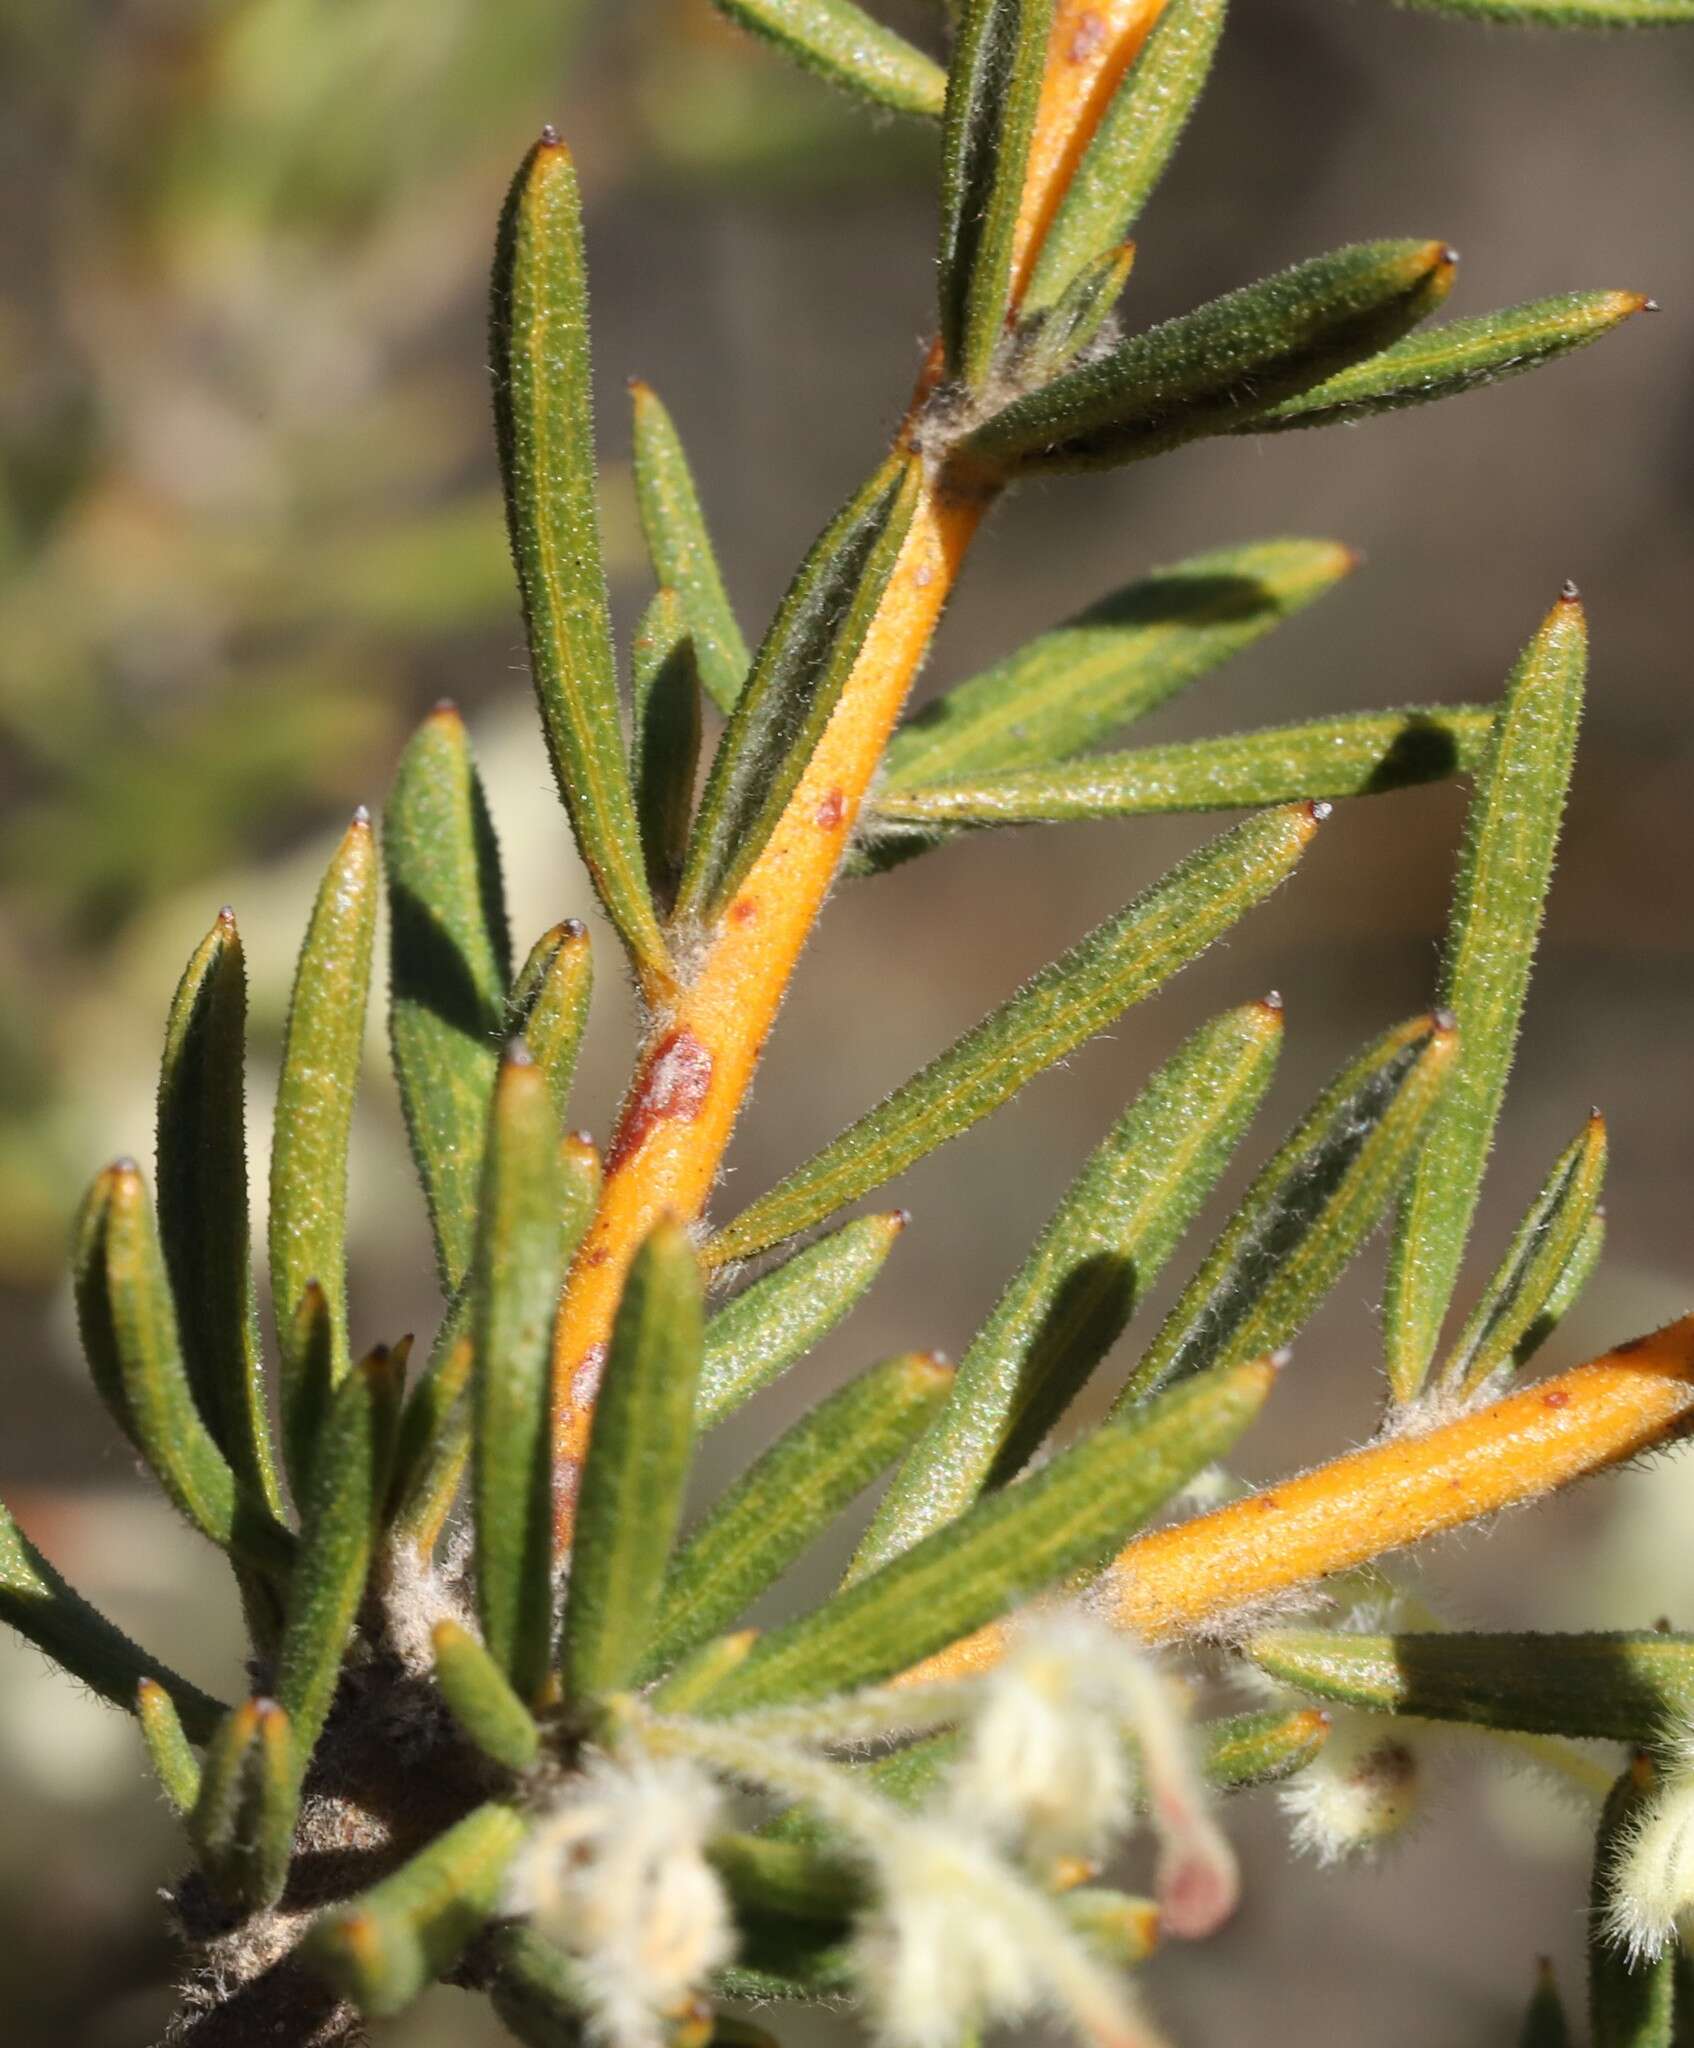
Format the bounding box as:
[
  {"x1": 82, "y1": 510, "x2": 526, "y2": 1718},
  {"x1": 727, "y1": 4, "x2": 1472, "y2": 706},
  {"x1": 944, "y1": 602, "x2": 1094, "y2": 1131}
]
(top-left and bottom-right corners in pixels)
[
  {"x1": 730, "y1": 897, "x2": 758, "y2": 927},
  {"x1": 1069, "y1": 9, "x2": 1106, "y2": 62},
  {"x1": 816, "y1": 788, "x2": 847, "y2": 830},
  {"x1": 1543, "y1": 1389, "x2": 1572, "y2": 1409},
  {"x1": 602, "y1": 1029, "x2": 715, "y2": 1175}
]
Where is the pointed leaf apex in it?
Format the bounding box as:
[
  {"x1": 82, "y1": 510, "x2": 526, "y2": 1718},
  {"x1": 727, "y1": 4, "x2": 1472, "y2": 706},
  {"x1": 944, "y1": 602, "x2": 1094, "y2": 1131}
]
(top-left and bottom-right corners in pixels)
[
  {"x1": 1431, "y1": 1007, "x2": 1459, "y2": 1037},
  {"x1": 503, "y1": 1038, "x2": 536, "y2": 1070},
  {"x1": 1304, "y1": 798, "x2": 1334, "y2": 828},
  {"x1": 559, "y1": 917, "x2": 588, "y2": 941},
  {"x1": 351, "y1": 805, "x2": 371, "y2": 828},
  {"x1": 1560, "y1": 578, "x2": 1581, "y2": 603},
  {"x1": 1642, "y1": 296, "x2": 1662, "y2": 313},
  {"x1": 1260, "y1": 989, "x2": 1285, "y2": 1014},
  {"x1": 538, "y1": 124, "x2": 564, "y2": 150},
  {"x1": 216, "y1": 904, "x2": 238, "y2": 928},
  {"x1": 890, "y1": 1207, "x2": 912, "y2": 1232},
  {"x1": 425, "y1": 697, "x2": 463, "y2": 727},
  {"x1": 109, "y1": 1155, "x2": 139, "y2": 1179}
]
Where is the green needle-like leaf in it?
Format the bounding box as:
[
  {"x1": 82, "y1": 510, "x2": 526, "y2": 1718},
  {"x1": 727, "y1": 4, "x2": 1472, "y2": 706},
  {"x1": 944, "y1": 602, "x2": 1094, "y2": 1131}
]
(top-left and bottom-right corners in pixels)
[
  {"x1": 281, "y1": 1280, "x2": 334, "y2": 1504},
  {"x1": 271, "y1": 809, "x2": 378, "y2": 1489},
  {"x1": 1202, "y1": 1704, "x2": 1333, "y2": 1791},
  {"x1": 474, "y1": 1048, "x2": 569, "y2": 1704},
  {"x1": 1118, "y1": 1012, "x2": 1458, "y2": 1405},
  {"x1": 1015, "y1": 242, "x2": 1139, "y2": 386},
  {"x1": 713, "y1": 802, "x2": 1322, "y2": 1265},
  {"x1": 276, "y1": 1351, "x2": 392, "y2": 1785},
  {"x1": 852, "y1": 999, "x2": 1282, "y2": 1576},
  {"x1": 697, "y1": 1210, "x2": 907, "y2": 1423},
  {"x1": 0, "y1": 1495, "x2": 224, "y2": 1740},
  {"x1": 1244, "y1": 1628, "x2": 1694, "y2": 1745},
  {"x1": 1516, "y1": 1207, "x2": 1606, "y2": 1374},
  {"x1": 189, "y1": 1695, "x2": 296, "y2": 1911},
  {"x1": 939, "y1": 0, "x2": 1053, "y2": 386},
  {"x1": 1397, "y1": 0, "x2": 1694, "y2": 24},
  {"x1": 677, "y1": 452, "x2": 923, "y2": 924},
  {"x1": 137, "y1": 1678, "x2": 203, "y2": 1815},
  {"x1": 1237, "y1": 289, "x2": 1654, "y2": 432},
  {"x1": 491, "y1": 135, "x2": 670, "y2": 988},
  {"x1": 631, "y1": 382, "x2": 751, "y2": 713},
  {"x1": 962, "y1": 239, "x2": 1456, "y2": 474},
  {"x1": 304, "y1": 1802, "x2": 528, "y2": 2019},
  {"x1": 79, "y1": 1162, "x2": 291, "y2": 1577},
  {"x1": 695, "y1": 1356, "x2": 1274, "y2": 1714},
  {"x1": 633, "y1": 591, "x2": 705, "y2": 913},
  {"x1": 562, "y1": 1218, "x2": 704, "y2": 1702},
  {"x1": 389, "y1": 1311, "x2": 472, "y2": 1553},
  {"x1": 1439, "y1": 1111, "x2": 1607, "y2": 1402},
  {"x1": 156, "y1": 909, "x2": 280, "y2": 1514},
  {"x1": 646, "y1": 1350, "x2": 954, "y2": 1673},
  {"x1": 1522, "y1": 1961, "x2": 1574, "y2": 2048},
  {"x1": 1592, "y1": 1760, "x2": 1676, "y2": 2048},
  {"x1": 706, "y1": 0, "x2": 949, "y2": 117},
  {"x1": 1384, "y1": 590, "x2": 1587, "y2": 1405},
  {"x1": 1024, "y1": 0, "x2": 1227, "y2": 315},
  {"x1": 508, "y1": 921, "x2": 594, "y2": 1130},
  {"x1": 878, "y1": 537, "x2": 1356, "y2": 791},
  {"x1": 387, "y1": 703, "x2": 513, "y2": 1296},
  {"x1": 872, "y1": 704, "x2": 1496, "y2": 831},
  {"x1": 432, "y1": 1619, "x2": 542, "y2": 1772}
]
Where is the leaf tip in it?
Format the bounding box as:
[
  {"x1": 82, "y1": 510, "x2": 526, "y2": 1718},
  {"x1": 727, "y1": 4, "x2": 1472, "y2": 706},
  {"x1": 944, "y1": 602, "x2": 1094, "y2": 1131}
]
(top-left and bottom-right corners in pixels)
[
  {"x1": 1258, "y1": 988, "x2": 1285, "y2": 1015},
  {"x1": 538, "y1": 123, "x2": 565, "y2": 152}
]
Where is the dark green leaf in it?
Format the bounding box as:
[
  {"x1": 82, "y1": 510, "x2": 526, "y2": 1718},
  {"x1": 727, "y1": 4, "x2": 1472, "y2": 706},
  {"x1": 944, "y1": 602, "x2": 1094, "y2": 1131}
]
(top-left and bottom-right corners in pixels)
[
  {"x1": 386, "y1": 703, "x2": 512, "y2": 1295},
  {"x1": 1592, "y1": 1760, "x2": 1676, "y2": 2048},
  {"x1": 271, "y1": 810, "x2": 378, "y2": 1490},
  {"x1": 707, "y1": 0, "x2": 949, "y2": 117},
  {"x1": 1024, "y1": 0, "x2": 1227, "y2": 314},
  {"x1": 713, "y1": 802, "x2": 1322, "y2": 1265},
  {"x1": 631, "y1": 381, "x2": 751, "y2": 713},
  {"x1": 188, "y1": 1695, "x2": 296, "y2": 1911},
  {"x1": 432, "y1": 1619, "x2": 542, "y2": 1772},
  {"x1": 507, "y1": 921, "x2": 594, "y2": 1130},
  {"x1": 939, "y1": 0, "x2": 1053, "y2": 385},
  {"x1": 962, "y1": 239, "x2": 1456, "y2": 473},
  {"x1": 633, "y1": 591, "x2": 705, "y2": 913},
  {"x1": 389, "y1": 1308, "x2": 473, "y2": 1557},
  {"x1": 677, "y1": 453, "x2": 923, "y2": 924},
  {"x1": 851, "y1": 998, "x2": 1282, "y2": 1575},
  {"x1": 1398, "y1": 0, "x2": 1694, "y2": 25},
  {"x1": 491, "y1": 135, "x2": 670, "y2": 988},
  {"x1": 647, "y1": 1350, "x2": 954, "y2": 1672},
  {"x1": 694, "y1": 1357, "x2": 1274, "y2": 1713},
  {"x1": 1516, "y1": 1207, "x2": 1605, "y2": 1374},
  {"x1": 488, "y1": 1923, "x2": 594, "y2": 2048},
  {"x1": 1384, "y1": 591, "x2": 1588, "y2": 1405},
  {"x1": 1522, "y1": 1960, "x2": 1574, "y2": 2048},
  {"x1": 562, "y1": 1219, "x2": 704, "y2": 1701},
  {"x1": 1117, "y1": 1011, "x2": 1459, "y2": 1405},
  {"x1": 1238, "y1": 289, "x2": 1654, "y2": 432},
  {"x1": 474, "y1": 1049, "x2": 569, "y2": 1703},
  {"x1": 696, "y1": 1210, "x2": 907, "y2": 1424},
  {"x1": 156, "y1": 909, "x2": 280, "y2": 1513}
]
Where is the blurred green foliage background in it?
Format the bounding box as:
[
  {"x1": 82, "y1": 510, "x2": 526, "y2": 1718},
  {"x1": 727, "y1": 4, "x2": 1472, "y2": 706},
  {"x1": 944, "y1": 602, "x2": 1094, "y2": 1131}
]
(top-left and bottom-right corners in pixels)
[{"x1": 1, "y1": 2, "x2": 1692, "y2": 2041}]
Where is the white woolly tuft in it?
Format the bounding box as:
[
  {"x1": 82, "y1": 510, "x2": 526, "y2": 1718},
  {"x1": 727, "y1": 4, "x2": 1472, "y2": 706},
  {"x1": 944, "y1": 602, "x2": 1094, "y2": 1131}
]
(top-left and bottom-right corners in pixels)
[
  {"x1": 1603, "y1": 1768, "x2": 1694, "y2": 1964},
  {"x1": 1279, "y1": 1710, "x2": 1423, "y2": 1865}
]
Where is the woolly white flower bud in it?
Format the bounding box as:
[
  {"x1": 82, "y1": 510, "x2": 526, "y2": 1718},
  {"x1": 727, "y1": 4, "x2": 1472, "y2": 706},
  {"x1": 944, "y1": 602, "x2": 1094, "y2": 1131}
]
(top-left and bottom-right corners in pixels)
[
  {"x1": 1604, "y1": 1758, "x2": 1694, "y2": 1963},
  {"x1": 1278, "y1": 1710, "x2": 1422, "y2": 1864},
  {"x1": 506, "y1": 1756, "x2": 734, "y2": 2048}
]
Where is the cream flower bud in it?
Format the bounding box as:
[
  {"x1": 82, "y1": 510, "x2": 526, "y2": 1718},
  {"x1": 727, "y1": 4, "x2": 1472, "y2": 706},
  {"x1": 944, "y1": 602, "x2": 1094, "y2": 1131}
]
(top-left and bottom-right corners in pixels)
[
  {"x1": 1604, "y1": 1759, "x2": 1694, "y2": 1963},
  {"x1": 1279, "y1": 1710, "x2": 1422, "y2": 1864}
]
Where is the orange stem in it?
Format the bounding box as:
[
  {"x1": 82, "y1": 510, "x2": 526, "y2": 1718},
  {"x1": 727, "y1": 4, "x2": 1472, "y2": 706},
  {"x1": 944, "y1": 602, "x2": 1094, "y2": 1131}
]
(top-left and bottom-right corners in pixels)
[{"x1": 895, "y1": 1315, "x2": 1694, "y2": 1685}]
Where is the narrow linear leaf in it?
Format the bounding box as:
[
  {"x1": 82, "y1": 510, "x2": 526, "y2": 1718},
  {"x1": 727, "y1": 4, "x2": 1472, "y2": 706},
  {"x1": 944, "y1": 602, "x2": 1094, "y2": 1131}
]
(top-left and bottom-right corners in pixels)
[
  {"x1": 137, "y1": 1678, "x2": 202, "y2": 1815},
  {"x1": 1592, "y1": 1760, "x2": 1676, "y2": 2048},
  {"x1": 508, "y1": 921, "x2": 594, "y2": 1129},
  {"x1": 474, "y1": 1048, "x2": 569, "y2": 1703},
  {"x1": 852, "y1": 998, "x2": 1283, "y2": 1577},
  {"x1": 1016, "y1": 242, "x2": 1138, "y2": 386},
  {"x1": 491, "y1": 134, "x2": 669, "y2": 987},
  {"x1": 82, "y1": 1162, "x2": 292, "y2": 1577},
  {"x1": 646, "y1": 1351, "x2": 955, "y2": 1673},
  {"x1": 0, "y1": 1496, "x2": 224, "y2": 1741},
  {"x1": 697, "y1": 1210, "x2": 907, "y2": 1419},
  {"x1": 432, "y1": 1620, "x2": 542, "y2": 1772},
  {"x1": 1440, "y1": 1111, "x2": 1607, "y2": 1402},
  {"x1": 156, "y1": 909, "x2": 280, "y2": 1513},
  {"x1": 1237, "y1": 289, "x2": 1654, "y2": 432},
  {"x1": 677, "y1": 452, "x2": 923, "y2": 924},
  {"x1": 271, "y1": 810, "x2": 378, "y2": 1488},
  {"x1": 879, "y1": 537, "x2": 1356, "y2": 793},
  {"x1": 706, "y1": 0, "x2": 949, "y2": 117},
  {"x1": 715, "y1": 801, "x2": 1323, "y2": 1266},
  {"x1": 1396, "y1": 0, "x2": 1694, "y2": 25},
  {"x1": 1516, "y1": 1207, "x2": 1605, "y2": 1374},
  {"x1": 1244, "y1": 1627, "x2": 1694, "y2": 1746},
  {"x1": 282, "y1": 1281, "x2": 334, "y2": 1505},
  {"x1": 387, "y1": 703, "x2": 512, "y2": 1295},
  {"x1": 1024, "y1": 0, "x2": 1227, "y2": 315},
  {"x1": 304, "y1": 1803, "x2": 528, "y2": 2019},
  {"x1": 962, "y1": 239, "x2": 1456, "y2": 474},
  {"x1": 631, "y1": 381, "x2": 751, "y2": 712},
  {"x1": 1118, "y1": 1012, "x2": 1459, "y2": 1406},
  {"x1": 189, "y1": 1696, "x2": 296, "y2": 1911},
  {"x1": 872, "y1": 703, "x2": 1496, "y2": 830},
  {"x1": 695, "y1": 1356, "x2": 1275, "y2": 1714},
  {"x1": 633, "y1": 591, "x2": 705, "y2": 913},
  {"x1": 488, "y1": 1923, "x2": 596, "y2": 2047},
  {"x1": 939, "y1": 0, "x2": 1053, "y2": 385},
  {"x1": 390, "y1": 1314, "x2": 472, "y2": 1554},
  {"x1": 649, "y1": 1627, "x2": 763, "y2": 1714},
  {"x1": 1522, "y1": 1960, "x2": 1574, "y2": 2048},
  {"x1": 1384, "y1": 589, "x2": 1587, "y2": 1405},
  {"x1": 276, "y1": 1351, "x2": 393, "y2": 1784},
  {"x1": 562, "y1": 1218, "x2": 704, "y2": 1702}
]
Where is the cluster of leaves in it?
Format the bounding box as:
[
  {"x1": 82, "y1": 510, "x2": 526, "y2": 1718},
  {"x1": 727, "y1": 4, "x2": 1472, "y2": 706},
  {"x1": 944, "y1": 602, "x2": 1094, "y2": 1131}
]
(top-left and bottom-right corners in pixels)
[{"x1": 3, "y1": 0, "x2": 1693, "y2": 2042}]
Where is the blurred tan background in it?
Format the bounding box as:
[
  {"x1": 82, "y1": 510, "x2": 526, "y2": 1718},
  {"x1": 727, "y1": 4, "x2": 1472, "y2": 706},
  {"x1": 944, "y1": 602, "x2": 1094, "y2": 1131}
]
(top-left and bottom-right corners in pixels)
[{"x1": 2, "y1": 1, "x2": 1692, "y2": 2041}]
